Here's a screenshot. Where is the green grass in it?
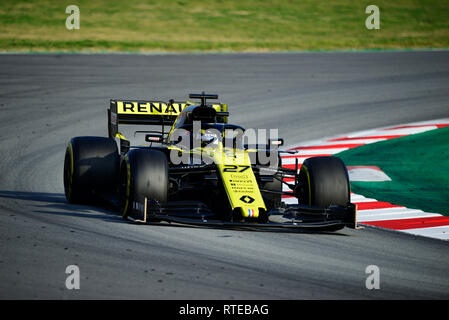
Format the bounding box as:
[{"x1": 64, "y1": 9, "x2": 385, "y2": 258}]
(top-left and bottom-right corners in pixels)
[
  {"x1": 337, "y1": 126, "x2": 449, "y2": 216},
  {"x1": 1, "y1": 0, "x2": 449, "y2": 52}
]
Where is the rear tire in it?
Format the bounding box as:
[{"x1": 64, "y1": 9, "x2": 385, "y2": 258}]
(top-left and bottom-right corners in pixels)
[
  {"x1": 120, "y1": 149, "x2": 168, "y2": 219},
  {"x1": 296, "y1": 156, "x2": 350, "y2": 207},
  {"x1": 64, "y1": 136, "x2": 119, "y2": 204}
]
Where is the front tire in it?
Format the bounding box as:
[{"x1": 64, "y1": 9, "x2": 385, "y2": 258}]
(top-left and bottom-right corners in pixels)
[
  {"x1": 296, "y1": 156, "x2": 350, "y2": 207},
  {"x1": 120, "y1": 149, "x2": 168, "y2": 219}
]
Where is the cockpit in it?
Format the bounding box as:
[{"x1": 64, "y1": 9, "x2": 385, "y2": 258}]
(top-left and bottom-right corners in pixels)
[{"x1": 168, "y1": 105, "x2": 245, "y2": 149}]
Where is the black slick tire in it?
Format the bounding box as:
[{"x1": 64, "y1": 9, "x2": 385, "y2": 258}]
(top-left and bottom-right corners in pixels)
[
  {"x1": 120, "y1": 149, "x2": 168, "y2": 219},
  {"x1": 297, "y1": 156, "x2": 350, "y2": 207},
  {"x1": 64, "y1": 136, "x2": 119, "y2": 204}
]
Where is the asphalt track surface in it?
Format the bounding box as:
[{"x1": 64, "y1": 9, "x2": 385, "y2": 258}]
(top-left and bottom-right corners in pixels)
[{"x1": 1, "y1": 51, "x2": 449, "y2": 299}]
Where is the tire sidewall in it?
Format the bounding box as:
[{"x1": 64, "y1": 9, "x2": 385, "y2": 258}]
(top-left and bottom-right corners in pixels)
[
  {"x1": 64, "y1": 136, "x2": 119, "y2": 203},
  {"x1": 121, "y1": 149, "x2": 168, "y2": 218},
  {"x1": 298, "y1": 156, "x2": 350, "y2": 207}
]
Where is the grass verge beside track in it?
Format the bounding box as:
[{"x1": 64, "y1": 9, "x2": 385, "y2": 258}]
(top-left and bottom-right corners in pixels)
[
  {"x1": 337, "y1": 126, "x2": 449, "y2": 216},
  {"x1": 1, "y1": 0, "x2": 449, "y2": 52}
]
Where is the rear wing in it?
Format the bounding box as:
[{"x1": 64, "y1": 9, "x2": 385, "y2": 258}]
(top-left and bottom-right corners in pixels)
[{"x1": 108, "y1": 99, "x2": 228, "y2": 139}]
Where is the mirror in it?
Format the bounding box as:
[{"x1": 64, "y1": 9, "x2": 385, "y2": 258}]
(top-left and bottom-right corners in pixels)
[
  {"x1": 145, "y1": 134, "x2": 163, "y2": 143},
  {"x1": 269, "y1": 138, "x2": 284, "y2": 147}
]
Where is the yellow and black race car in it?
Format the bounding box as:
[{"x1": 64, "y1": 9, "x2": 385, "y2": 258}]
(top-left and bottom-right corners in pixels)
[{"x1": 63, "y1": 93, "x2": 357, "y2": 231}]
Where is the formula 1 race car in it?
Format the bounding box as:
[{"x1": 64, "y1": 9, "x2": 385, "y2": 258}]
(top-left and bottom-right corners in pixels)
[{"x1": 63, "y1": 92, "x2": 357, "y2": 231}]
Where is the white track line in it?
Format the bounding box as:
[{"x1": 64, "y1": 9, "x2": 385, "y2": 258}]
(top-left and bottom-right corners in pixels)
[{"x1": 402, "y1": 226, "x2": 449, "y2": 240}]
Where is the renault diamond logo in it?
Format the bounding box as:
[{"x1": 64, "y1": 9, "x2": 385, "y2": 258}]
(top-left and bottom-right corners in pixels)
[{"x1": 240, "y1": 195, "x2": 255, "y2": 204}]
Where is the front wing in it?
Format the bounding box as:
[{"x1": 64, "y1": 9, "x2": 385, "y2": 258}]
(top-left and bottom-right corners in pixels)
[{"x1": 127, "y1": 196, "x2": 358, "y2": 231}]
